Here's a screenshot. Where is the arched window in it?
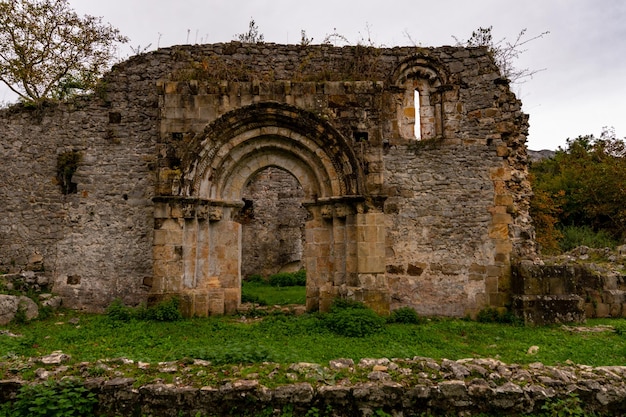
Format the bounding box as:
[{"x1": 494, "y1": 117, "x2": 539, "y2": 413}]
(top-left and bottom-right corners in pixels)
[
  {"x1": 414, "y1": 88, "x2": 421, "y2": 139},
  {"x1": 392, "y1": 58, "x2": 446, "y2": 141}
]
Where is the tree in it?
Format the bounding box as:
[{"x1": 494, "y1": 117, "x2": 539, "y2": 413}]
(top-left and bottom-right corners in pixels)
[
  {"x1": 454, "y1": 26, "x2": 549, "y2": 84},
  {"x1": 0, "y1": 0, "x2": 128, "y2": 103},
  {"x1": 530, "y1": 127, "x2": 626, "y2": 251}
]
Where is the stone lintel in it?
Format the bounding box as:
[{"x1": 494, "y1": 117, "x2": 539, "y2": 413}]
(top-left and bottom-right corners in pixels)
[
  {"x1": 153, "y1": 197, "x2": 244, "y2": 220},
  {"x1": 303, "y1": 195, "x2": 387, "y2": 219}
]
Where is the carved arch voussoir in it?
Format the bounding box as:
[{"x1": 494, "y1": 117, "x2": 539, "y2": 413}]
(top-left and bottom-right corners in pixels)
[{"x1": 181, "y1": 102, "x2": 365, "y2": 200}]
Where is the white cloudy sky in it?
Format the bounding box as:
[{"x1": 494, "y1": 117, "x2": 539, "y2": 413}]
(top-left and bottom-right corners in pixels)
[{"x1": 3, "y1": 0, "x2": 625, "y2": 150}]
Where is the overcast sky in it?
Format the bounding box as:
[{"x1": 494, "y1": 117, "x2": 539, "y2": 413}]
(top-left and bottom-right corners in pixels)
[{"x1": 3, "y1": 0, "x2": 625, "y2": 150}]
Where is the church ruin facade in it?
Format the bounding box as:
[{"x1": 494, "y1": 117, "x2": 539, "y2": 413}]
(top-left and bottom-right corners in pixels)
[{"x1": 0, "y1": 42, "x2": 535, "y2": 317}]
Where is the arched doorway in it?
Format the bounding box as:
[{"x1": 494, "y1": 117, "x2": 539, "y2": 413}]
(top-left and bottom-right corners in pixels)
[
  {"x1": 151, "y1": 103, "x2": 389, "y2": 316},
  {"x1": 238, "y1": 166, "x2": 307, "y2": 278}
]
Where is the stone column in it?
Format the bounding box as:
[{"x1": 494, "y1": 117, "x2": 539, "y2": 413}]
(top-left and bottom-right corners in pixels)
[
  {"x1": 304, "y1": 204, "x2": 333, "y2": 312},
  {"x1": 151, "y1": 199, "x2": 185, "y2": 306},
  {"x1": 304, "y1": 197, "x2": 389, "y2": 315},
  {"x1": 151, "y1": 198, "x2": 242, "y2": 317}
]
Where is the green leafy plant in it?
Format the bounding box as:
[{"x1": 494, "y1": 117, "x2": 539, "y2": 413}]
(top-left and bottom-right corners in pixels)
[
  {"x1": 106, "y1": 297, "x2": 182, "y2": 322},
  {"x1": 268, "y1": 270, "x2": 306, "y2": 287},
  {"x1": 0, "y1": 379, "x2": 97, "y2": 417},
  {"x1": 476, "y1": 307, "x2": 521, "y2": 325},
  {"x1": 323, "y1": 299, "x2": 386, "y2": 337},
  {"x1": 387, "y1": 307, "x2": 421, "y2": 324},
  {"x1": 558, "y1": 225, "x2": 618, "y2": 252},
  {"x1": 540, "y1": 393, "x2": 585, "y2": 417}
]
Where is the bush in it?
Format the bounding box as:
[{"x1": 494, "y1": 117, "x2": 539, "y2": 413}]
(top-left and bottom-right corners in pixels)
[
  {"x1": 268, "y1": 270, "x2": 306, "y2": 287},
  {"x1": 106, "y1": 298, "x2": 132, "y2": 322},
  {"x1": 323, "y1": 300, "x2": 386, "y2": 337},
  {"x1": 388, "y1": 307, "x2": 421, "y2": 324},
  {"x1": 143, "y1": 297, "x2": 183, "y2": 321},
  {"x1": 476, "y1": 307, "x2": 521, "y2": 325},
  {"x1": 1, "y1": 379, "x2": 97, "y2": 417},
  {"x1": 106, "y1": 298, "x2": 182, "y2": 322},
  {"x1": 246, "y1": 274, "x2": 266, "y2": 283},
  {"x1": 559, "y1": 225, "x2": 619, "y2": 252}
]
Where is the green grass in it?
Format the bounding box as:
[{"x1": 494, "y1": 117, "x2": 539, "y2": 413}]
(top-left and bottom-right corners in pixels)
[
  {"x1": 242, "y1": 281, "x2": 306, "y2": 305},
  {"x1": 1, "y1": 310, "x2": 625, "y2": 373}
]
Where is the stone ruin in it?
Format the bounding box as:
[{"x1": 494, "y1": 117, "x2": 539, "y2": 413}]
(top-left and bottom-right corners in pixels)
[{"x1": 0, "y1": 41, "x2": 550, "y2": 319}]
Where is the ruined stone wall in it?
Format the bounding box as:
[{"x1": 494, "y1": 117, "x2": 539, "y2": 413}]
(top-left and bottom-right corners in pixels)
[
  {"x1": 239, "y1": 167, "x2": 307, "y2": 278},
  {"x1": 0, "y1": 42, "x2": 534, "y2": 315},
  {"x1": 0, "y1": 58, "x2": 162, "y2": 310}
]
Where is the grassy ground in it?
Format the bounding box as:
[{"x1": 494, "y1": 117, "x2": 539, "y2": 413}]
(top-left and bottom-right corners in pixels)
[
  {"x1": 241, "y1": 281, "x2": 306, "y2": 305},
  {"x1": 1, "y1": 308, "x2": 625, "y2": 374}
]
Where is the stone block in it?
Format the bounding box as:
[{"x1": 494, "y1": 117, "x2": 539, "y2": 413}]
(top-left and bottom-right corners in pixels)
[
  {"x1": 512, "y1": 295, "x2": 585, "y2": 325},
  {"x1": 595, "y1": 303, "x2": 610, "y2": 318},
  {"x1": 609, "y1": 303, "x2": 622, "y2": 317}
]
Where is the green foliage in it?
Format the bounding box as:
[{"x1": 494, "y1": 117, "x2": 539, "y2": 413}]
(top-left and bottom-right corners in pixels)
[
  {"x1": 476, "y1": 307, "x2": 521, "y2": 325},
  {"x1": 184, "y1": 343, "x2": 274, "y2": 365},
  {"x1": 323, "y1": 300, "x2": 386, "y2": 337},
  {"x1": 268, "y1": 270, "x2": 306, "y2": 287},
  {"x1": 558, "y1": 225, "x2": 618, "y2": 252},
  {"x1": 0, "y1": 0, "x2": 128, "y2": 104},
  {"x1": 540, "y1": 393, "x2": 585, "y2": 417},
  {"x1": 387, "y1": 307, "x2": 422, "y2": 324},
  {"x1": 106, "y1": 298, "x2": 182, "y2": 322},
  {"x1": 0, "y1": 379, "x2": 97, "y2": 417},
  {"x1": 106, "y1": 298, "x2": 132, "y2": 322},
  {"x1": 246, "y1": 274, "x2": 265, "y2": 283},
  {"x1": 12, "y1": 302, "x2": 28, "y2": 325},
  {"x1": 530, "y1": 128, "x2": 626, "y2": 252}
]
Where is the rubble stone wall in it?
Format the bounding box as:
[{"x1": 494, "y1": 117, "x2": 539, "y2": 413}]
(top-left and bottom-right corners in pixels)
[
  {"x1": 0, "y1": 42, "x2": 535, "y2": 315},
  {"x1": 3, "y1": 357, "x2": 626, "y2": 416}
]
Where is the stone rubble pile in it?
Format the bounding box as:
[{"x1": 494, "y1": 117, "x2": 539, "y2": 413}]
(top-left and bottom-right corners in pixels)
[
  {"x1": 0, "y1": 271, "x2": 62, "y2": 325},
  {"x1": 2, "y1": 355, "x2": 626, "y2": 415}
]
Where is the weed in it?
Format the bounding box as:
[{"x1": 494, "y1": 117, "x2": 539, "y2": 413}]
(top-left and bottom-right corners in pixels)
[
  {"x1": 12, "y1": 303, "x2": 28, "y2": 325},
  {"x1": 540, "y1": 393, "x2": 585, "y2": 417},
  {"x1": 559, "y1": 225, "x2": 618, "y2": 252},
  {"x1": 323, "y1": 300, "x2": 386, "y2": 337},
  {"x1": 476, "y1": 307, "x2": 522, "y2": 325},
  {"x1": 106, "y1": 298, "x2": 182, "y2": 323},
  {"x1": 0, "y1": 379, "x2": 97, "y2": 417},
  {"x1": 388, "y1": 307, "x2": 422, "y2": 324}
]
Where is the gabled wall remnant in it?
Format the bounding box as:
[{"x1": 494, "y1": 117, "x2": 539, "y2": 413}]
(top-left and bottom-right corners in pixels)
[{"x1": 0, "y1": 42, "x2": 536, "y2": 317}]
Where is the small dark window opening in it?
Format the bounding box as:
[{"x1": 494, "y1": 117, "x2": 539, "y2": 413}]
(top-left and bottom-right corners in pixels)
[
  {"x1": 56, "y1": 151, "x2": 81, "y2": 194},
  {"x1": 108, "y1": 112, "x2": 122, "y2": 124},
  {"x1": 354, "y1": 131, "x2": 369, "y2": 142}
]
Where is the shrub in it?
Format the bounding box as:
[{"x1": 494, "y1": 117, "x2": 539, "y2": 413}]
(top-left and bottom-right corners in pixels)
[
  {"x1": 559, "y1": 225, "x2": 619, "y2": 252},
  {"x1": 1, "y1": 379, "x2": 97, "y2": 417},
  {"x1": 388, "y1": 307, "x2": 421, "y2": 324},
  {"x1": 140, "y1": 298, "x2": 182, "y2": 322},
  {"x1": 106, "y1": 298, "x2": 182, "y2": 322},
  {"x1": 268, "y1": 271, "x2": 306, "y2": 287},
  {"x1": 323, "y1": 300, "x2": 386, "y2": 337},
  {"x1": 246, "y1": 274, "x2": 266, "y2": 283},
  {"x1": 241, "y1": 292, "x2": 267, "y2": 305},
  {"x1": 476, "y1": 307, "x2": 521, "y2": 325},
  {"x1": 106, "y1": 298, "x2": 132, "y2": 322}
]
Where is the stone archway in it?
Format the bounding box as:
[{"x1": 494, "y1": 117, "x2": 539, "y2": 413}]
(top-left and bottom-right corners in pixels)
[{"x1": 151, "y1": 103, "x2": 389, "y2": 316}]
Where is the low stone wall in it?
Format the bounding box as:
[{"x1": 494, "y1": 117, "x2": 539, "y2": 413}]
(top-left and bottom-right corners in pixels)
[
  {"x1": 512, "y1": 248, "x2": 626, "y2": 325},
  {"x1": 2, "y1": 357, "x2": 626, "y2": 416}
]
